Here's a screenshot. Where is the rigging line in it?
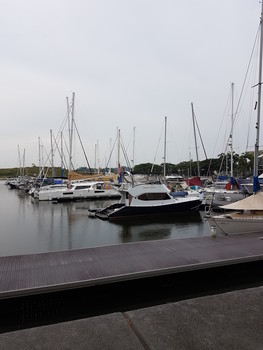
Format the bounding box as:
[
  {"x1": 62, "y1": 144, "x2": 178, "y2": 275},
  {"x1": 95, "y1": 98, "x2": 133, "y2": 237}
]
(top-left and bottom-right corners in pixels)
[
  {"x1": 193, "y1": 112, "x2": 208, "y2": 160},
  {"x1": 39, "y1": 111, "x2": 70, "y2": 177},
  {"x1": 151, "y1": 122, "x2": 164, "y2": 173},
  {"x1": 73, "y1": 119, "x2": 91, "y2": 173},
  {"x1": 38, "y1": 143, "x2": 54, "y2": 185},
  {"x1": 120, "y1": 135, "x2": 132, "y2": 170},
  {"x1": 234, "y1": 25, "x2": 260, "y2": 125},
  {"x1": 61, "y1": 133, "x2": 70, "y2": 170},
  {"x1": 54, "y1": 111, "x2": 69, "y2": 143},
  {"x1": 52, "y1": 133, "x2": 68, "y2": 172},
  {"x1": 207, "y1": 89, "x2": 232, "y2": 177},
  {"x1": 101, "y1": 137, "x2": 114, "y2": 169},
  {"x1": 49, "y1": 123, "x2": 70, "y2": 172},
  {"x1": 105, "y1": 134, "x2": 118, "y2": 169},
  {"x1": 246, "y1": 47, "x2": 259, "y2": 150}
]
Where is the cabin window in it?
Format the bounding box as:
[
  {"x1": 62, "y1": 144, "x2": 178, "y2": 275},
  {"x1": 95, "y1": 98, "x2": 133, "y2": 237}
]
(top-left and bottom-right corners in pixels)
[
  {"x1": 138, "y1": 192, "x2": 170, "y2": 201},
  {"x1": 75, "y1": 185, "x2": 91, "y2": 190}
]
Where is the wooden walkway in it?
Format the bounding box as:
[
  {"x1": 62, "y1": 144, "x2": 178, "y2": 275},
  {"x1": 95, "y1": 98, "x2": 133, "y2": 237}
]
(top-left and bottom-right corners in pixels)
[{"x1": 1, "y1": 232, "x2": 263, "y2": 299}]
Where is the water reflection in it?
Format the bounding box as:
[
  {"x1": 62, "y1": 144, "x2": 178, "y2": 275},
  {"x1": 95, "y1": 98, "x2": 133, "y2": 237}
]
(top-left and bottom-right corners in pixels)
[
  {"x1": 0, "y1": 181, "x2": 210, "y2": 257},
  {"x1": 112, "y1": 211, "x2": 204, "y2": 243}
]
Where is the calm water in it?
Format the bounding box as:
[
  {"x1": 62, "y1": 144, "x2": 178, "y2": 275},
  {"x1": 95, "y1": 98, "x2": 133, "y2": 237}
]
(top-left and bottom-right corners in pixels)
[{"x1": 0, "y1": 180, "x2": 211, "y2": 257}]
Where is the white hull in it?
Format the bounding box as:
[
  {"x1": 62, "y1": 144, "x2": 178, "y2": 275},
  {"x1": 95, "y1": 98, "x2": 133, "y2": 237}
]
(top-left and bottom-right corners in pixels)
[
  {"x1": 38, "y1": 181, "x2": 121, "y2": 201},
  {"x1": 207, "y1": 214, "x2": 263, "y2": 235},
  {"x1": 202, "y1": 188, "x2": 245, "y2": 207}
]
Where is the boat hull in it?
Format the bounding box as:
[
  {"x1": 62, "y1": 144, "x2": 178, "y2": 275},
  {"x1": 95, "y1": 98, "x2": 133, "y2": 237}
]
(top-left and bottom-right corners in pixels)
[
  {"x1": 96, "y1": 198, "x2": 202, "y2": 221},
  {"x1": 207, "y1": 215, "x2": 263, "y2": 235},
  {"x1": 38, "y1": 188, "x2": 121, "y2": 201}
]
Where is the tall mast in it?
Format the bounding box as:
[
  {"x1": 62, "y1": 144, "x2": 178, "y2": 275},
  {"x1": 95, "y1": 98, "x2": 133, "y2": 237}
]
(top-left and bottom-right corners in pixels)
[
  {"x1": 66, "y1": 96, "x2": 70, "y2": 170},
  {"x1": 38, "y1": 137, "x2": 41, "y2": 177},
  {"x1": 191, "y1": 103, "x2": 200, "y2": 177},
  {"x1": 94, "y1": 143, "x2": 97, "y2": 172},
  {"x1": 97, "y1": 140, "x2": 100, "y2": 174},
  {"x1": 17, "y1": 145, "x2": 21, "y2": 176},
  {"x1": 22, "y1": 148, "x2": 25, "y2": 177},
  {"x1": 61, "y1": 131, "x2": 63, "y2": 178},
  {"x1": 50, "y1": 129, "x2": 55, "y2": 178},
  {"x1": 109, "y1": 138, "x2": 112, "y2": 173},
  {"x1": 253, "y1": 2, "x2": 263, "y2": 193},
  {"x1": 132, "y1": 126, "x2": 135, "y2": 171},
  {"x1": 117, "y1": 128, "x2": 121, "y2": 183},
  {"x1": 163, "y1": 116, "x2": 167, "y2": 178},
  {"x1": 230, "y1": 82, "x2": 234, "y2": 189},
  {"x1": 117, "y1": 127, "x2": 120, "y2": 167},
  {"x1": 69, "y1": 92, "x2": 75, "y2": 174}
]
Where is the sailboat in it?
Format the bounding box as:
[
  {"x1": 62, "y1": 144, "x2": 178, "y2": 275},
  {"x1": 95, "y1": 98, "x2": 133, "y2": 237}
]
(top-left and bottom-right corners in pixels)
[
  {"x1": 206, "y1": 3, "x2": 263, "y2": 235},
  {"x1": 202, "y1": 83, "x2": 246, "y2": 208}
]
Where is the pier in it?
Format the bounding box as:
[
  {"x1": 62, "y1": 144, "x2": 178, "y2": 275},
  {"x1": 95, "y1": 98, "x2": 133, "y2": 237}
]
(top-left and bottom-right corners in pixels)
[
  {"x1": 1, "y1": 232, "x2": 263, "y2": 337},
  {"x1": 1, "y1": 232, "x2": 263, "y2": 299}
]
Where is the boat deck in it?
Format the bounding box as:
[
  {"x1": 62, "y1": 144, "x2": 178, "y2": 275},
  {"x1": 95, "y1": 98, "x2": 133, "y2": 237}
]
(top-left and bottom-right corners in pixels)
[{"x1": 1, "y1": 232, "x2": 263, "y2": 299}]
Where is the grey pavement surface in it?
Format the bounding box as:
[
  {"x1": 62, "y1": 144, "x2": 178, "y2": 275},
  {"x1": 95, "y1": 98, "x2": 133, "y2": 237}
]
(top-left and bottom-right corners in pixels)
[{"x1": 0, "y1": 286, "x2": 263, "y2": 350}]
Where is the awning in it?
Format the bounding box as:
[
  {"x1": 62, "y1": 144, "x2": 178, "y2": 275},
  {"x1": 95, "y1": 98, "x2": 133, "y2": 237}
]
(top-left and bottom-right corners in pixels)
[{"x1": 220, "y1": 191, "x2": 263, "y2": 210}]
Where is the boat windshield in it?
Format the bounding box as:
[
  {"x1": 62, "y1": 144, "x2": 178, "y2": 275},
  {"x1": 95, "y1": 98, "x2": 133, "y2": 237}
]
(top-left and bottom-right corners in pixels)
[{"x1": 138, "y1": 193, "x2": 171, "y2": 201}]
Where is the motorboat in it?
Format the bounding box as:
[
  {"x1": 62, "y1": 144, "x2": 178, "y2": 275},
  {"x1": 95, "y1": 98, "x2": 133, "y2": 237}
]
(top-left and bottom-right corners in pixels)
[
  {"x1": 93, "y1": 182, "x2": 202, "y2": 221},
  {"x1": 37, "y1": 180, "x2": 121, "y2": 201}
]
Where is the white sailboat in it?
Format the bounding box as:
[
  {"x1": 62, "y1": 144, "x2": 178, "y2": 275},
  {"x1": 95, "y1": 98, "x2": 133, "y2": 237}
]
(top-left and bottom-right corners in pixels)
[
  {"x1": 202, "y1": 83, "x2": 246, "y2": 208},
  {"x1": 206, "y1": 3, "x2": 263, "y2": 235}
]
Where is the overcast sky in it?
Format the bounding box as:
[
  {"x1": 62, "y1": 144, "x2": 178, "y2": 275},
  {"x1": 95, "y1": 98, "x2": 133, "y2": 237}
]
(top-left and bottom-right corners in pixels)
[{"x1": 0, "y1": 1, "x2": 261, "y2": 170}]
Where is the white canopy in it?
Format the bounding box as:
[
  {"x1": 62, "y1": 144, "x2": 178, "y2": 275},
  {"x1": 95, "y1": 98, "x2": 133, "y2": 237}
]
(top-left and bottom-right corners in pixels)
[{"x1": 220, "y1": 191, "x2": 263, "y2": 211}]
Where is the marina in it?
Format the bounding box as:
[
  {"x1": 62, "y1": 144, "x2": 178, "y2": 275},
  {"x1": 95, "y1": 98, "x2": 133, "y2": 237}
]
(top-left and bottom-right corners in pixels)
[
  {"x1": 0, "y1": 180, "x2": 210, "y2": 257},
  {"x1": 2, "y1": 2, "x2": 263, "y2": 348}
]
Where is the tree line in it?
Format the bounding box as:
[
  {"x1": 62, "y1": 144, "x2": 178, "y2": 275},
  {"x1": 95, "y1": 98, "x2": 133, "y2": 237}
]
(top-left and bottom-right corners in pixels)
[
  {"x1": 0, "y1": 151, "x2": 261, "y2": 179},
  {"x1": 133, "y1": 151, "x2": 258, "y2": 178}
]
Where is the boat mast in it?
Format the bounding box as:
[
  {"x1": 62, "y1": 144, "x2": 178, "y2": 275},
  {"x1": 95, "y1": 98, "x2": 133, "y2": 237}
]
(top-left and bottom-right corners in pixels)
[
  {"x1": 68, "y1": 92, "x2": 75, "y2": 175},
  {"x1": 17, "y1": 145, "x2": 21, "y2": 177},
  {"x1": 38, "y1": 137, "x2": 41, "y2": 177},
  {"x1": 132, "y1": 126, "x2": 135, "y2": 171},
  {"x1": 61, "y1": 131, "x2": 63, "y2": 178},
  {"x1": 117, "y1": 127, "x2": 120, "y2": 167},
  {"x1": 163, "y1": 116, "x2": 167, "y2": 178},
  {"x1": 22, "y1": 148, "x2": 25, "y2": 177},
  {"x1": 254, "y1": 2, "x2": 263, "y2": 193},
  {"x1": 230, "y1": 82, "x2": 234, "y2": 189},
  {"x1": 191, "y1": 103, "x2": 200, "y2": 177},
  {"x1": 50, "y1": 129, "x2": 55, "y2": 178},
  {"x1": 117, "y1": 127, "x2": 122, "y2": 183},
  {"x1": 109, "y1": 138, "x2": 112, "y2": 173},
  {"x1": 97, "y1": 140, "x2": 100, "y2": 174},
  {"x1": 94, "y1": 143, "x2": 97, "y2": 173}
]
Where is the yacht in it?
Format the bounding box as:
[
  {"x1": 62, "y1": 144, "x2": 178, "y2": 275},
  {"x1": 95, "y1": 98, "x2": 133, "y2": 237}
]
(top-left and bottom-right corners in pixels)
[
  {"x1": 93, "y1": 181, "x2": 202, "y2": 221},
  {"x1": 38, "y1": 181, "x2": 121, "y2": 201}
]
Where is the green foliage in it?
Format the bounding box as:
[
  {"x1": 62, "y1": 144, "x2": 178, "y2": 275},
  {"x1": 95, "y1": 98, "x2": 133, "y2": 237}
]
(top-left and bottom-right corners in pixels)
[
  {"x1": 133, "y1": 152, "x2": 256, "y2": 178},
  {"x1": 1, "y1": 152, "x2": 259, "y2": 179},
  {"x1": 0, "y1": 167, "x2": 66, "y2": 178}
]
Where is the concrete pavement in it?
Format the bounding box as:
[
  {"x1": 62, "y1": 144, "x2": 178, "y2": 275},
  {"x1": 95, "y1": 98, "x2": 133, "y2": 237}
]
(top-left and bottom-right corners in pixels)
[{"x1": 0, "y1": 286, "x2": 262, "y2": 349}]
